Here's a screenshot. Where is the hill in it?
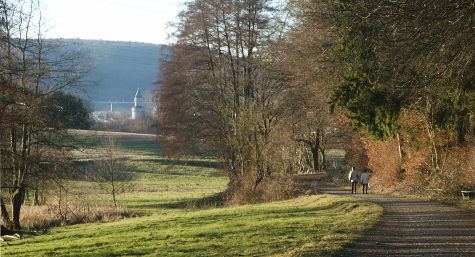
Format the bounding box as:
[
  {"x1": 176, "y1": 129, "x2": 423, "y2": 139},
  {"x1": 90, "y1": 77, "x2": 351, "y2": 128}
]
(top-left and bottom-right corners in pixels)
[{"x1": 59, "y1": 39, "x2": 167, "y2": 111}]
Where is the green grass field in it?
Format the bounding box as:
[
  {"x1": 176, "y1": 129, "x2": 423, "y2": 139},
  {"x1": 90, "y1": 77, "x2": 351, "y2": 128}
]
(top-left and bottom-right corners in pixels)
[
  {"x1": 1, "y1": 130, "x2": 382, "y2": 257},
  {"x1": 119, "y1": 157, "x2": 227, "y2": 214},
  {"x1": 2, "y1": 195, "x2": 381, "y2": 257},
  {"x1": 70, "y1": 130, "x2": 162, "y2": 155}
]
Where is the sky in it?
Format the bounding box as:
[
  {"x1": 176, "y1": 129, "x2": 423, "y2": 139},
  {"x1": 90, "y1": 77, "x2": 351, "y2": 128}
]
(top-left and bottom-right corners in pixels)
[{"x1": 41, "y1": 0, "x2": 185, "y2": 45}]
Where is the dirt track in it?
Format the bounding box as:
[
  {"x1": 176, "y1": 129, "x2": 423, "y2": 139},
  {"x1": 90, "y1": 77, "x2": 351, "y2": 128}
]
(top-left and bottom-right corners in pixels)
[{"x1": 320, "y1": 186, "x2": 475, "y2": 257}]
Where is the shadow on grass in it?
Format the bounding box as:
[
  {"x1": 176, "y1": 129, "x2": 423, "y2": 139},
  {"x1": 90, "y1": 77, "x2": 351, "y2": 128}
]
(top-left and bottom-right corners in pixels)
[
  {"x1": 134, "y1": 194, "x2": 362, "y2": 222},
  {"x1": 135, "y1": 193, "x2": 225, "y2": 210},
  {"x1": 71, "y1": 160, "x2": 137, "y2": 182},
  {"x1": 136, "y1": 158, "x2": 222, "y2": 169}
]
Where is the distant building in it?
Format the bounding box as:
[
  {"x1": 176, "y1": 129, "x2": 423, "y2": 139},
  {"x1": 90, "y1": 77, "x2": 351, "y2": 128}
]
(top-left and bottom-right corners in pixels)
[{"x1": 131, "y1": 88, "x2": 144, "y2": 119}]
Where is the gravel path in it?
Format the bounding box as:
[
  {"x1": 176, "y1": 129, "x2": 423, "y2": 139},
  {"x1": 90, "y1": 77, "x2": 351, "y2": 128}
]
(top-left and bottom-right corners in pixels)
[{"x1": 319, "y1": 186, "x2": 475, "y2": 257}]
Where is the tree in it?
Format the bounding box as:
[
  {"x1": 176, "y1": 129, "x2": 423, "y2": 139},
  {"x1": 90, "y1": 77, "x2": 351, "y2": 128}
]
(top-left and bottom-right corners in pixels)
[
  {"x1": 158, "y1": 0, "x2": 288, "y2": 192},
  {"x1": 0, "y1": 0, "x2": 90, "y2": 229},
  {"x1": 88, "y1": 137, "x2": 133, "y2": 207},
  {"x1": 275, "y1": 0, "x2": 340, "y2": 172},
  {"x1": 44, "y1": 90, "x2": 92, "y2": 129}
]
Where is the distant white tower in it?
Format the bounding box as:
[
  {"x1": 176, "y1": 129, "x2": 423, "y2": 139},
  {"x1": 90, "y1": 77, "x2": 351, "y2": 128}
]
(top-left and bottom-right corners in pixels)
[{"x1": 131, "y1": 88, "x2": 144, "y2": 119}]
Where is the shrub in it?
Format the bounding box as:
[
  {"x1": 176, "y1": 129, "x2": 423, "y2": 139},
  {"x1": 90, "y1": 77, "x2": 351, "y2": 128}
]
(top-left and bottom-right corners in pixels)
[{"x1": 225, "y1": 176, "x2": 307, "y2": 206}]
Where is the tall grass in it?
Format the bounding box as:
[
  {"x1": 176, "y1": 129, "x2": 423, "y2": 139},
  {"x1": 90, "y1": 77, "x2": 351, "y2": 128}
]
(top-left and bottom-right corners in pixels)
[{"x1": 18, "y1": 204, "x2": 133, "y2": 231}]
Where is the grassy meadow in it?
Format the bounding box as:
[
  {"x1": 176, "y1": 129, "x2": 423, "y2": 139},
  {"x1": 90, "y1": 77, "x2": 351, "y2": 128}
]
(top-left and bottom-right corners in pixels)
[
  {"x1": 2, "y1": 195, "x2": 381, "y2": 257},
  {"x1": 69, "y1": 130, "x2": 227, "y2": 215},
  {"x1": 1, "y1": 130, "x2": 382, "y2": 257},
  {"x1": 70, "y1": 130, "x2": 162, "y2": 156}
]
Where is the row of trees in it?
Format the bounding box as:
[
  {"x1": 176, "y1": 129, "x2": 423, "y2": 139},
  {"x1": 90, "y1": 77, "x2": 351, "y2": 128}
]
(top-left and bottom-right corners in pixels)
[
  {"x1": 157, "y1": 0, "x2": 345, "y2": 200},
  {"x1": 159, "y1": 0, "x2": 287, "y2": 193},
  {"x1": 158, "y1": 0, "x2": 474, "y2": 199},
  {"x1": 0, "y1": 0, "x2": 91, "y2": 229}
]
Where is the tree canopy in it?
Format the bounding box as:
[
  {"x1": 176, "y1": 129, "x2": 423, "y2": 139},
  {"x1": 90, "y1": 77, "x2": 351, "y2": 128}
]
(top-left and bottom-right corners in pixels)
[{"x1": 44, "y1": 91, "x2": 92, "y2": 130}]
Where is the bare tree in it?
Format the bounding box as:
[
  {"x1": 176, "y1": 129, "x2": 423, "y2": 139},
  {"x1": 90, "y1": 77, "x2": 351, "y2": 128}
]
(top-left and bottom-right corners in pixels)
[
  {"x1": 0, "y1": 0, "x2": 90, "y2": 229},
  {"x1": 274, "y1": 0, "x2": 340, "y2": 172},
  {"x1": 88, "y1": 137, "x2": 133, "y2": 208},
  {"x1": 159, "y1": 0, "x2": 288, "y2": 192}
]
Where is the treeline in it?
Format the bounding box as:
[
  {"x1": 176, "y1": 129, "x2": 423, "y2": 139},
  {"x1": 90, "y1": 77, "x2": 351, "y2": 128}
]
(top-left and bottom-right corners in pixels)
[{"x1": 158, "y1": 0, "x2": 474, "y2": 201}]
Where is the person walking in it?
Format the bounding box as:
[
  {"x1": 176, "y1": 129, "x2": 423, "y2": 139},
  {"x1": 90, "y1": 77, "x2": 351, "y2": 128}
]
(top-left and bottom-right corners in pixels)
[
  {"x1": 348, "y1": 167, "x2": 359, "y2": 194},
  {"x1": 360, "y1": 168, "x2": 369, "y2": 194}
]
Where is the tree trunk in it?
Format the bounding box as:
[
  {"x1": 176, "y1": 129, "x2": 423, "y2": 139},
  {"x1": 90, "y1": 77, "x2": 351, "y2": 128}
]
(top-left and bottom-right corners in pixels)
[
  {"x1": 312, "y1": 146, "x2": 319, "y2": 172},
  {"x1": 0, "y1": 196, "x2": 13, "y2": 230},
  {"x1": 313, "y1": 130, "x2": 321, "y2": 171},
  {"x1": 396, "y1": 132, "x2": 403, "y2": 160},
  {"x1": 426, "y1": 121, "x2": 440, "y2": 170},
  {"x1": 423, "y1": 104, "x2": 440, "y2": 170},
  {"x1": 319, "y1": 129, "x2": 326, "y2": 171},
  {"x1": 320, "y1": 148, "x2": 326, "y2": 171},
  {"x1": 112, "y1": 183, "x2": 117, "y2": 208},
  {"x1": 11, "y1": 186, "x2": 26, "y2": 229},
  {"x1": 33, "y1": 189, "x2": 40, "y2": 206}
]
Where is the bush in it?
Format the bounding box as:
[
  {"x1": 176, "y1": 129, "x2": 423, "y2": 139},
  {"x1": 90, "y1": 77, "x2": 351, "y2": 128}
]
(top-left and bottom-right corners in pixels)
[
  {"x1": 405, "y1": 145, "x2": 475, "y2": 199},
  {"x1": 225, "y1": 176, "x2": 307, "y2": 205},
  {"x1": 357, "y1": 116, "x2": 475, "y2": 200}
]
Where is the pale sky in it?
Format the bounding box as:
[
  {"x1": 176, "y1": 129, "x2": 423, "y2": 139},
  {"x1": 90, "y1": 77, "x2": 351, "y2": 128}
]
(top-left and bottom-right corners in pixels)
[{"x1": 41, "y1": 0, "x2": 185, "y2": 45}]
